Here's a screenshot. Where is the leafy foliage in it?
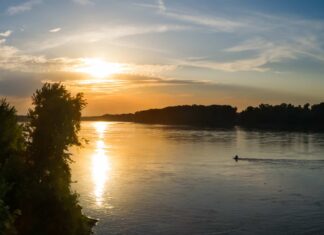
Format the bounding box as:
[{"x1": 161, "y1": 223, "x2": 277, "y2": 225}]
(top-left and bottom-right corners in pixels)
[
  {"x1": 0, "y1": 83, "x2": 95, "y2": 235},
  {"x1": 0, "y1": 99, "x2": 24, "y2": 165},
  {"x1": 27, "y1": 83, "x2": 86, "y2": 184},
  {"x1": 0, "y1": 100, "x2": 24, "y2": 235}
]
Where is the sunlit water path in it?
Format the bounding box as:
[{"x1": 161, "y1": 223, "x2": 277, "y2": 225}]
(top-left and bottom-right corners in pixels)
[{"x1": 70, "y1": 122, "x2": 324, "y2": 235}]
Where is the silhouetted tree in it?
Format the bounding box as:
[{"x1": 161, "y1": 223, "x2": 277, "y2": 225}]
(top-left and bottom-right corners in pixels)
[
  {"x1": 239, "y1": 103, "x2": 324, "y2": 130},
  {"x1": 0, "y1": 83, "x2": 95, "y2": 235},
  {"x1": 13, "y1": 83, "x2": 94, "y2": 235},
  {"x1": 0, "y1": 99, "x2": 24, "y2": 165},
  {"x1": 133, "y1": 105, "x2": 237, "y2": 126},
  {"x1": 0, "y1": 99, "x2": 24, "y2": 235},
  {"x1": 27, "y1": 83, "x2": 85, "y2": 184},
  {"x1": 311, "y1": 102, "x2": 324, "y2": 124},
  {"x1": 98, "y1": 105, "x2": 237, "y2": 127},
  {"x1": 96, "y1": 102, "x2": 324, "y2": 130}
]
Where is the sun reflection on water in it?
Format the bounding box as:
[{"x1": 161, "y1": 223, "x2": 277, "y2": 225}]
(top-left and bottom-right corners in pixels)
[
  {"x1": 91, "y1": 122, "x2": 111, "y2": 206},
  {"x1": 93, "y1": 122, "x2": 108, "y2": 138}
]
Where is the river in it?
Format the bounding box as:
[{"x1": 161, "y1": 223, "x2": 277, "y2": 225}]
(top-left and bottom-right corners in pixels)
[{"x1": 70, "y1": 121, "x2": 324, "y2": 235}]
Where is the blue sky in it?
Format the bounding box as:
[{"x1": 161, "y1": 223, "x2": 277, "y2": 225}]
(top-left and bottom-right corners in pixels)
[{"x1": 1, "y1": 0, "x2": 324, "y2": 115}]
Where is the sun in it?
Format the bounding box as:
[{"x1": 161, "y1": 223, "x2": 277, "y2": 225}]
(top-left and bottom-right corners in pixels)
[{"x1": 75, "y1": 58, "x2": 124, "y2": 78}]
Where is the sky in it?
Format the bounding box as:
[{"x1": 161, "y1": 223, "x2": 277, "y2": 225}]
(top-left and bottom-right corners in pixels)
[{"x1": 1, "y1": 0, "x2": 324, "y2": 115}]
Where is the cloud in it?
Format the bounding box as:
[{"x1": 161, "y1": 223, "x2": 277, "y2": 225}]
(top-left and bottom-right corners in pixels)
[
  {"x1": 164, "y1": 12, "x2": 246, "y2": 32},
  {"x1": 0, "y1": 67, "x2": 320, "y2": 115},
  {"x1": 30, "y1": 24, "x2": 191, "y2": 52},
  {"x1": 135, "y1": 2, "x2": 324, "y2": 72},
  {"x1": 72, "y1": 0, "x2": 94, "y2": 5},
  {"x1": 158, "y1": 0, "x2": 166, "y2": 12},
  {"x1": 137, "y1": 1, "x2": 246, "y2": 32},
  {"x1": 0, "y1": 40, "x2": 81, "y2": 73},
  {"x1": 124, "y1": 64, "x2": 177, "y2": 76},
  {"x1": 43, "y1": 73, "x2": 318, "y2": 112},
  {"x1": 49, "y1": 28, "x2": 61, "y2": 33},
  {"x1": 0, "y1": 30, "x2": 12, "y2": 37},
  {"x1": 7, "y1": 0, "x2": 42, "y2": 15},
  {"x1": 0, "y1": 36, "x2": 177, "y2": 78},
  {"x1": 178, "y1": 38, "x2": 298, "y2": 72},
  {"x1": 44, "y1": 73, "x2": 207, "y2": 94},
  {"x1": 3, "y1": 2, "x2": 324, "y2": 76},
  {"x1": 0, "y1": 69, "x2": 319, "y2": 115},
  {"x1": 213, "y1": 36, "x2": 324, "y2": 72},
  {"x1": 0, "y1": 70, "x2": 42, "y2": 97},
  {"x1": 175, "y1": 15, "x2": 324, "y2": 71},
  {"x1": 115, "y1": 74, "x2": 201, "y2": 86}
]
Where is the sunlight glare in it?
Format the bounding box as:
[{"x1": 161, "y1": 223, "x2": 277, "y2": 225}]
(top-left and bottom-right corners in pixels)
[
  {"x1": 93, "y1": 122, "x2": 108, "y2": 138},
  {"x1": 91, "y1": 122, "x2": 111, "y2": 206},
  {"x1": 92, "y1": 140, "x2": 111, "y2": 206},
  {"x1": 75, "y1": 58, "x2": 124, "y2": 78}
]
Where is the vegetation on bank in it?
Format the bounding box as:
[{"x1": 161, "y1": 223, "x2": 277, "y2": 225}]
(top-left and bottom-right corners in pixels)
[
  {"x1": 84, "y1": 105, "x2": 237, "y2": 127},
  {"x1": 84, "y1": 103, "x2": 324, "y2": 130},
  {"x1": 0, "y1": 83, "x2": 95, "y2": 235},
  {"x1": 239, "y1": 103, "x2": 324, "y2": 129}
]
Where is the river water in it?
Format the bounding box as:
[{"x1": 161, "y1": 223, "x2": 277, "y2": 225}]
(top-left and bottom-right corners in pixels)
[{"x1": 70, "y1": 121, "x2": 324, "y2": 235}]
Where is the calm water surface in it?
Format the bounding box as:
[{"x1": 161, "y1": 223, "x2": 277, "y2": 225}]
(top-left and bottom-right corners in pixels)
[{"x1": 70, "y1": 121, "x2": 324, "y2": 235}]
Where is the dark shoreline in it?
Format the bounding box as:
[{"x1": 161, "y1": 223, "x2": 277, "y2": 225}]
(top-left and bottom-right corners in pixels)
[{"x1": 18, "y1": 102, "x2": 324, "y2": 132}]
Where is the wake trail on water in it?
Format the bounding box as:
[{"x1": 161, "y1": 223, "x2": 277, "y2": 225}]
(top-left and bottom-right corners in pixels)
[{"x1": 236, "y1": 157, "x2": 324, "y2": 167}]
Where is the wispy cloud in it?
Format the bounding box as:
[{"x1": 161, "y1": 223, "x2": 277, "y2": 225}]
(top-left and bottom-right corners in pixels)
[
  {"x1": 221, "y1": 32, "x2": 324, "y2": 72},
  {"x1": 164, "y1": 12, "x2": 246, "y2": 32},
  {"x1": 5, "y1": 0, "x2": 324, "y2": 75},
  {"x1": 43, "y1": 73, "x2": 319, "y2": 110},
  {"x1": 195, "y1": 38, "x2": 298, "y2": 72},
  {"x1": 0, "y1": 40, "x2": 79, "y2": 72},
  {"x1": 158, "y1": 0, "x2": 166, "y2": 12},
  {"x1": 0, "y1": 30, "x2": 12, "y2": 37},
  {"x1": 179, "y1": 36, "x2": 323, "y2": 72},
  {"x1": 7, "y1": 0, "x2": 42, "y2": 15},
  {"x1": 72, "y1": 0, "x2": 94, "y2": 5},
  {"x1": 55, "y1": 74, "x2": 203, "y2": 94},
  {"x1": 134, "y1": 2, "x2": 324, "y2": 72},
  {"x1": 0, "y1": 37, "x2": 177, "y2": 78},
  {"x1": 170, "y1": 14, "x2": 324, "y2": 71},
  {"x1": 49, "y1": 28, "x2": 61, "y2": 33},
  {"x1": 126, "y1": 64, "x2": 177, "y2": 76},
  {"x1": 137, "y1": 1, "x2": 246, "y2": 32},
  {"x1": 30, "y1": 24, "x2": 191, "y2": 52}
]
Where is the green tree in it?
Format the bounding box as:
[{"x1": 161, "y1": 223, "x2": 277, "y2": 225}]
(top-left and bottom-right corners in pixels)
[
  {"x1": 27, "y1": 83, "x2": 85, "y2": 184},
  {"x1": 14, "y1": 83, "x2": 95, "y2": 235}
]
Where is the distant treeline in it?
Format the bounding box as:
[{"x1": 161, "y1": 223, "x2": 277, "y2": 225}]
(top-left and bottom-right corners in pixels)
[
  {"x1": 83, "y1": 103, "x2": 324, "y2": 130},
  {"x1": 83, "y1": 105, "x2": 237, "y2": 127},
  {"x1": 240, "y1": 103, "x2": 324, "y2": 129}
]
